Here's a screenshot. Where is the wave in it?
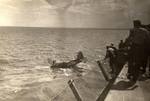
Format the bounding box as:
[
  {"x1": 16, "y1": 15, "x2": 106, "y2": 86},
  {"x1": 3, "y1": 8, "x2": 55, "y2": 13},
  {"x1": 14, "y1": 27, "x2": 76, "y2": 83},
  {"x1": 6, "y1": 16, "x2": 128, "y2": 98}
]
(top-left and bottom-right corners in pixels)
[{"x1": 0, "y1": 59, "x2": 9, "y2": 64}]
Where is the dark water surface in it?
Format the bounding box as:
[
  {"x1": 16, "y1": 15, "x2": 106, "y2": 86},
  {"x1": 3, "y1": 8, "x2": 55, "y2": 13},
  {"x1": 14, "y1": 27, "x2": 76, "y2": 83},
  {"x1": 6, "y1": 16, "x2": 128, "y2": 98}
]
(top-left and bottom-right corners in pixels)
[{"x1": 0, "y1": 27, "x2": 128, "y2": 101}]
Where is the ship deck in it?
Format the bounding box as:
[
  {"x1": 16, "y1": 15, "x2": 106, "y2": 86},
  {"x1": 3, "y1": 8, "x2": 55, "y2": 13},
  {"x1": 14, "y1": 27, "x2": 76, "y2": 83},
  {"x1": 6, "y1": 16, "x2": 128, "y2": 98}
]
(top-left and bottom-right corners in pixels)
[{"x1": 105, "y1": 65, "x2": 150, "y2": 101}]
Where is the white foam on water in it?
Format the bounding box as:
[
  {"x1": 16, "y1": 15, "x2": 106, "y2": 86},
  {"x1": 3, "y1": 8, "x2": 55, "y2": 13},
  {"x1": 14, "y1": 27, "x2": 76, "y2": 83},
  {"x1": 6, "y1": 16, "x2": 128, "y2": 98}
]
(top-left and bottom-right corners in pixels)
[
  {"x1": 0, "y1": 28, "x2": 128, "y2": 101},
  {"x1": 34, "y1": 65, "x2": 50, "y2": 69}
]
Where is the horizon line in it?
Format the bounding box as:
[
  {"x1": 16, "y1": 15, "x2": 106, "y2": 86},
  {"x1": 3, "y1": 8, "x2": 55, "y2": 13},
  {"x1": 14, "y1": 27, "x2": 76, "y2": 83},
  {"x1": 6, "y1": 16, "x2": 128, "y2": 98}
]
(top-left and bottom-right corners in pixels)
[{"x1": 0, "y1": 26, "x2": 131, "y2": 30}]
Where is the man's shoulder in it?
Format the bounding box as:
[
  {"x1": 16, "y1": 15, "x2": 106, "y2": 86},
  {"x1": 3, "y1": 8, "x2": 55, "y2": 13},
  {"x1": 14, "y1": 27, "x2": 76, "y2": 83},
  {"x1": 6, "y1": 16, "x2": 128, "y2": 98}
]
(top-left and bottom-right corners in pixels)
[
  {"x1": 139, "y1": 27, "x2": 149, "y2": 32},
  {"x1": 130, "y1": 27, "x2": 149, "y2": 33},
  {"x1": 108, "y1": 46, "x2": 117, "y2": 51}
]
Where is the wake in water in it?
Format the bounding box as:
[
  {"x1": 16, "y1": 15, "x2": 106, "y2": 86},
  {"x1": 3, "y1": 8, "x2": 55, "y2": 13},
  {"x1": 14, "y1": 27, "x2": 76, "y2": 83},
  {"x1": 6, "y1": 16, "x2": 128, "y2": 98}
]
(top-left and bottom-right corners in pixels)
[{"x1": 47, "y1": 51, "x2": 89, "y2": 77}]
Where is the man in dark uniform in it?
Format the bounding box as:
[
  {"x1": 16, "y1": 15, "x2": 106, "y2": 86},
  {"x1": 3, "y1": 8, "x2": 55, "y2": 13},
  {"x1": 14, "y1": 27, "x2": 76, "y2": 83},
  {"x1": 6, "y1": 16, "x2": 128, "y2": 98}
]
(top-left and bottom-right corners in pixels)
[
  {"x1": 127, "y1": 20, "x2": 150, "y2": 82},
  {"x1": 104, "y1": 44, "x2": 117, "y2": 75},
  {"x1": 145, "y1": 24, "x2": 150, "y2": 77},
  {"x1": 140, "y1": 24, "x2": 150, "y2": 76}
]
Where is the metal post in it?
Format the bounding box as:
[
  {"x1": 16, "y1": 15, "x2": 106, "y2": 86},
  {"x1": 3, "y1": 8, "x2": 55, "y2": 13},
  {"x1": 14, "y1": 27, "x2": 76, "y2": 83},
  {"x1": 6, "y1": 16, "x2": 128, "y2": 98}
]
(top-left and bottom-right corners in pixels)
[
  {"x1": 68, "y1": 79, "x2": 82, "y2": 101},
  {"x1": 96, "y1": 78, "x2": 115, "y2": 101},
  {"x1": 97, "y1": 60, "x2": 109, "y2": 81}
]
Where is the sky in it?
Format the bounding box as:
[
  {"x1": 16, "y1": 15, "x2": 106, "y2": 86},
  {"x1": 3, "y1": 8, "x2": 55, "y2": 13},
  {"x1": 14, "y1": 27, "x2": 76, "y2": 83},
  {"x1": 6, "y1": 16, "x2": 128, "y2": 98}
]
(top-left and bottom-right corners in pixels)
[{"x1": 0, "y1": 0, "x2": 149, "y2": 28}]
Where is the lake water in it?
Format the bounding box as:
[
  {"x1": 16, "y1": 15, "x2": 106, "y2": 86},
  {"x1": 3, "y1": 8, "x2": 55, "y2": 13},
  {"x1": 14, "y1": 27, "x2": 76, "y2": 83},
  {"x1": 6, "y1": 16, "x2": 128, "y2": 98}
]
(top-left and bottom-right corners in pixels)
[{"x1": 0, "y1": 27, "x2": 129, "y2": 101}]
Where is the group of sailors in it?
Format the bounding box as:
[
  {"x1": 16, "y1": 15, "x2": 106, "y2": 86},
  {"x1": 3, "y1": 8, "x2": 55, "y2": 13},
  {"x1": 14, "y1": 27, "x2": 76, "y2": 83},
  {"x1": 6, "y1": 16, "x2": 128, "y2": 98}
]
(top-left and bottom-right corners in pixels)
[{"x1": 105, "y1": 20, "x2": 150, "y2": 82}]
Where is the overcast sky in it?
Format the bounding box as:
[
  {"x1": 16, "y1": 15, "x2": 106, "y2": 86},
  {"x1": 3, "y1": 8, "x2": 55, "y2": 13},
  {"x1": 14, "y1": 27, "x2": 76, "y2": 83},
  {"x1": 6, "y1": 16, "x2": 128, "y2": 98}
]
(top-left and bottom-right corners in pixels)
[{"x1": 0, "y1": 0, "x2": 149, "y2": 28}]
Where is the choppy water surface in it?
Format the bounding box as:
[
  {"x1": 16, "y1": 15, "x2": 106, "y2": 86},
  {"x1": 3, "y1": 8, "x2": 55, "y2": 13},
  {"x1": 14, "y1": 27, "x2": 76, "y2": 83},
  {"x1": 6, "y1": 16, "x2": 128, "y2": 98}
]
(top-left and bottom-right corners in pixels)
[{"x1": 0, "y1": 27, "x2": 128, "y2": 101}]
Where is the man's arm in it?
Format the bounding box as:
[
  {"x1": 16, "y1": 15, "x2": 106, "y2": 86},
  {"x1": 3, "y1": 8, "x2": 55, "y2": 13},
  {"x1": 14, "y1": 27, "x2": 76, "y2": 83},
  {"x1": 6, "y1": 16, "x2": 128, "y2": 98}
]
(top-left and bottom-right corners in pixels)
[{"x1": 104, "y1": 50, "x2": 109, "y2": 60}]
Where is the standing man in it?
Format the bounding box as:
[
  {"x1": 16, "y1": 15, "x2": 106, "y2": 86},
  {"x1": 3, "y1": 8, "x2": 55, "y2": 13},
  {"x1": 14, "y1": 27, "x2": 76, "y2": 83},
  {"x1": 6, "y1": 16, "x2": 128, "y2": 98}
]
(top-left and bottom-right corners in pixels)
[
  {"x1": 140, "y1": 24, "x2": 150, "y2": 76},
  {"x1": 127, "y1": 20, "x2": 150, "y2": 82},
  {"x1": 104, "y1": 45, "x2": 117, "y2": 76}
]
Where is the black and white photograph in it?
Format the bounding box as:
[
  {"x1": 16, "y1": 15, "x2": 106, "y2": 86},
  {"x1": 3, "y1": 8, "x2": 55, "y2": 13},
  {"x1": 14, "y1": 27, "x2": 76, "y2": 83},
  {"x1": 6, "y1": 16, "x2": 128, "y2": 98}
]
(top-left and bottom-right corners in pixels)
[{"x1": 0, "y1": 0, "x2": 150, "y2": 101}]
